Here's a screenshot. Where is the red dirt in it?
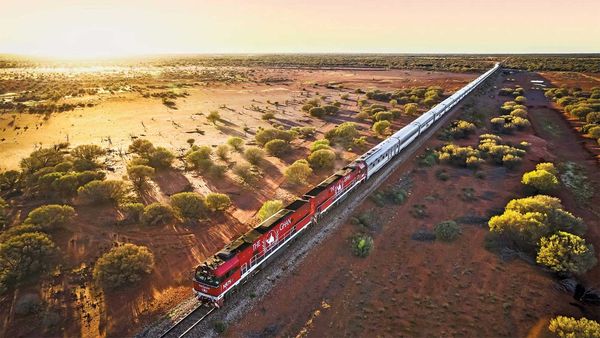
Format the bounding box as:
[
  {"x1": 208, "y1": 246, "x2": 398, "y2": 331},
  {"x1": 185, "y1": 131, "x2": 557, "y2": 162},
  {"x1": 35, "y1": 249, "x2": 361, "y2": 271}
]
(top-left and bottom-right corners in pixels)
[{"x1": 225, "y1": 71, "x2": 600, "y2": 337}]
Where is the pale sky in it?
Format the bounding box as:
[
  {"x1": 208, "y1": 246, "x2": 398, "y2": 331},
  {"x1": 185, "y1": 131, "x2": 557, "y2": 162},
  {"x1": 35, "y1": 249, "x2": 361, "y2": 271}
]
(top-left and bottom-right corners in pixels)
[{"x1": 1, "y1": 0, "x2": 599, "y2": 58}]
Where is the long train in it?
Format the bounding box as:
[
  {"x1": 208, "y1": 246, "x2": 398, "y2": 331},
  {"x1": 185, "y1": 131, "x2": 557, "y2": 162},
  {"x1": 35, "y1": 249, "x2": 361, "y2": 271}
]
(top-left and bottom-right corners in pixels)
[{"x1": 193, "y1": 63, "x2": 500, "y2": 306}]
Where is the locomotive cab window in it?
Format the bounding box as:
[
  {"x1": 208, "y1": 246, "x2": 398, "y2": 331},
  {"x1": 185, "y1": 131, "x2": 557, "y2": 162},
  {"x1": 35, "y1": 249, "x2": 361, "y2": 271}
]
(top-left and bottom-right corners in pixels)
[{"x1": 195, "y1": 268, "x2": 220, "y2": 287}]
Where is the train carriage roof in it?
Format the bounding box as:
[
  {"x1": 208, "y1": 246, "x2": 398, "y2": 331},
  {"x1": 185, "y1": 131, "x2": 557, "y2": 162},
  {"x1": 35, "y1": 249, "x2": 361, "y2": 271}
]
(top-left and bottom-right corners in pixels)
[{"x1": 255, "y1": 209, "x2": 293, "y2": 233}]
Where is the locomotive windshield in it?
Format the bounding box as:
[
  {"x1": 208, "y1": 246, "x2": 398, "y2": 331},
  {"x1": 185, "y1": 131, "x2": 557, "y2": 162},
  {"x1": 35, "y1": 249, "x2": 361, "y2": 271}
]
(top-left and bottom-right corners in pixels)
[{"x1": 195, "y1": 268, "x2": 220, "y2": 287}]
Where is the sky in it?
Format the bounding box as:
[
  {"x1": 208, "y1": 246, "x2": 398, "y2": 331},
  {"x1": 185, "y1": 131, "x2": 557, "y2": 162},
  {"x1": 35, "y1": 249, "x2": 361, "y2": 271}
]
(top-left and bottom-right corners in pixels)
[{"x1": 1, "y1": 0, "x2": 599, "y2": 58}]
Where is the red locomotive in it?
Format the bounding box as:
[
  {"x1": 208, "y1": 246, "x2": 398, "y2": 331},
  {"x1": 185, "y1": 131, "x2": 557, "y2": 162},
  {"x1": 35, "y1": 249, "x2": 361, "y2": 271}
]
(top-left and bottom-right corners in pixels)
[{"x1": 193, "y1": 162, "x2": 367, "y2": 306}]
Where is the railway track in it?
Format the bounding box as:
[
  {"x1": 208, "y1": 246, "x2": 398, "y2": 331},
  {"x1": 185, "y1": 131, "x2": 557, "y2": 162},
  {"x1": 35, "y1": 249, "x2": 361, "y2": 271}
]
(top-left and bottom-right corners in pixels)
[{"x1": 158, "y1": 305, "x2": 216, "y2": 338}]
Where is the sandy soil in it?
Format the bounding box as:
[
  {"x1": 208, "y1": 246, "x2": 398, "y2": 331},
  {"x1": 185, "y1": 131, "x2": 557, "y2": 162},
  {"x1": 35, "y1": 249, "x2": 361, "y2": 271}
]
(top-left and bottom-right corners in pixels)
[
  {"x1": 0, "y1": 67, "x2": 476, "y2": 337},
  {"x1": 223, "y1": 71, "x2": 600, "y2": 337}
]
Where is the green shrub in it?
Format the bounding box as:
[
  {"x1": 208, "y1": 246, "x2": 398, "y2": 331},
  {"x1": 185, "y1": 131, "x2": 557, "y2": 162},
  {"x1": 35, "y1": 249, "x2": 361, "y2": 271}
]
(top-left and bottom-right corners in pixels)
[
  {"x1": 186, "y1": 149, "x2": 213, "y2": 172},
  {"x1": 170, "y1": 192, "x2": 206, "y2": 220},
  {"x1": 323, "y1": 104, "x2": 339, "y2": 115},
  {"x1": 373, "y1": 111, "x2": 393, "y2": 122},
  {"x1": 207, "y1": 110, "x2": 220, "y2": 125},
  {"x1": 0, "y1": 224, "x2": 42, "y2": 242},
  {"x1": 310, "y1": 139, "x2": 331, "y2": 152},
  {"x1": 20, "y1": 147, "x2": 65, "y2": 175},
  {"x1": 0, "y1": 232, "x2": 56, "y2": 291},
  {"x1": 141, "y1": 203, "x2": 176, "y2": 226},
  {"x1": 215, "y1": 144, "x2": 230, "y2": 161},
  {"x1": 434, "y1": 221, "x2": 462, "y2": 242},
  {"x1": 522, "y1": 169, "x2": 559, "y2": 193},
  {"x1": 588, "y1": 126, "x2": 600, "y2": 139},
  {"x1": 0, "y1": 170, "x2": 21, "y2": 191},
  {"x1": 227, "y1": 137, "x2": 244, "y2": 152},
  {"x1": 120, "y1": 203, "x2": 144, "y2": 224},
  {"x1": 93, "y1": 243, "x2": 154, "y2": 289},
  {"x1": 244, "y1": 147, "x2": 265, "y2": 165},
  {"x1": 372, "y1": 120, "x2": 391, "y2": 137},
  {"x1": 325, "y1": 122, "x2": 359, "y2": 146},
  {"x1": 258, "y1": 200, "x2": 283, "y2": 222},
  {"x1": 147, "y1": 147, "x2": 175, "y2": 169},
  {"x1": 404, "y1": 103, "x2": 418, "y2": 116},
  {"x1": 264, "y1": 139, "x2": 290, "y2": 157},
  {"x1": 233, "y1": 164, "x2": 261, "y2": 185},
  {"x1": 24, "y1": 204, "x2": 75, "y2": 231},
  {"x1": 205, "y1": 193, "x2": 232, "y2": 212},
  {"x1": 71, "y1": 144, "x2": 106, "y2": 165},
  {"x1": 514, "y1": 96, "x2": 527, "y2": 104},
  {"x1": 255, "y1": 128, "x2": 295, "y2": 146},
  {"x1": 536, "y1": 231, "x2": 597, "y2": 274},
  {"x1": 548, "y1": 316, "x2": 600, "y2": 337},
  {"x1": 284, "y1": 160, "x2": 313, "y2": 185},
  {"x1": 351, "y1": 233, "x2": 374, "y2": 257},
  {"x1": 128, "y1": 139, "x2": 155, "y2": 157},
  {"x1": 127, "y1": 164, "x2": 155, "y2": 188},
  {"x1": 308, "y1": 149, "x2": 336, "y2": 170},
  {"x1": 78, "y1": 180, "x2": 129, "y2": 204}
]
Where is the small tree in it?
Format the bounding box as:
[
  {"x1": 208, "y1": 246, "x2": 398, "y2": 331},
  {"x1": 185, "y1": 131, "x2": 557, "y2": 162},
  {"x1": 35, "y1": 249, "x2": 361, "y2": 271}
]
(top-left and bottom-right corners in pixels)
[
  {"x1": 128, "y1": 139, "x2": 155, "y2": 157},
  {"x1": 536, "y1": 231, "x2": 597, "y2": 275},
  {"x1": 522, "y1": 169, "x2": 559, "y2": 193},
  {"x1": 93, "y1": 244, "x2": 154, "y2": 289},
  {"x1": 141, "y1": 203, "x2": 176, "y2": 226},
  {"x1": 24, "y1": 204, "x2": 75, "y2": 230},
  {"x1": 147, "y1": 147, "x2": 175, "y2": 169},
  {"x1": 186, "y1": 149, "x2": 213, "y2": 173},
  {"x1": 308, "y1": 149, "x2": 336, "y2": 170},
  {"x1": 309, "y1": 106, "x2": 325, "y2": 118},
  {"x1": 284, "y1": 159, "x2": 313, "y2": 185},
  {"x1": 205, "y1": 193, "x2": 232, "y2": 212},
  {"x1": 207, "y1": 110, "x2": 220, "y2": 125},
  {"x1": 227, "y1": 137, "x2": 245, "y2": 152},
  {"x1": 170, "y1": 192, "x2": 206, "y2": 220},
  {"x1": 548, "y1": 316, "x2": 600, "y2": 337},
  {"x1": 351, "y1": 233, "x2": 374, "y2": 257},
  {"x1": 434, "y1": 221, "x2": 462, "y2": 242},
  {"x1": 120, "y1": 203, "x2": 144, "y2": 224},
  {"x1": 264, "y1": 139, "x2": 290, "y2": 157},
  {"x1": 244, "y1": 147, "x2": 265, "y2": 165},
  {"x1": 0, "y1": 232, "x2": 56, "y2": 289},
  {"x1": 372, "y1": 120, "x2": 391, "y2": 137},
  {"x1": 233, "y1": 163, "x2": 260, "y2": 185},
  {"x1": 78, "y1": 180, "x2": 129, "y2": 204},
  {"x1": 216, "y1": 145, "x2": 230, "y2": 161},
  {"x1": 127, "y1": 164, "x2": 155, "y2": 188},
  {"x1": 71, "y1": 144, "x2": 106, "y2": 164},
  {"x1": 258, "y1": 200, "x2": 283, "y2": 222}
]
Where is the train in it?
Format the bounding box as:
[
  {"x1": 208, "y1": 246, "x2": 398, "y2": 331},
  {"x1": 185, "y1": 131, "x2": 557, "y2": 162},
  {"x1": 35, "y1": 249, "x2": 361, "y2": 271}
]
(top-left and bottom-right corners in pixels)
[{"x1": 193, "y1": 63, "x2": 500, "y2": 306}]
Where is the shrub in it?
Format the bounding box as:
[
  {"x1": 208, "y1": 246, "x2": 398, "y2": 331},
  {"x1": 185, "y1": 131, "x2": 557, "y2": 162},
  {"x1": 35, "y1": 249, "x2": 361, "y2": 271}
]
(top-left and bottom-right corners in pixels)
[
  {"x1": 255, "y1": 128, "x2": 295, "y2": 146},
  {"x1": 205, "y1": 193, "x2": 232, "y2": 212},
  {"x1": 0, "y1": 197, "x2": 7, "y2": 226},
  {"x1": 489, "y1": 195, "x2": 585, "y2": 252},
  {"x1": 244, "y1": 147, "x2": 265, "y2": 165},
  {"x1": 514, "y1": 96, "x2": 527, "y2": 103},
  {"x1": 0, "y1": 233, "x2": 56, "y2": 289},
  {"x1": 310, "y1": 139, "x2": 331, "y2": 152},
  {"x1": 510, "y1": 108, "x2": 528, "y2": 118},
  {"x1": 128, "y1": 139, "x2": 155, "y2": 157},
  {"x1": 308, "y1": 149, "x2": 336, "y2": 170},
  {"x1": 207, "y1": 110, "x2": 220, "y2": 125},
  {"x1": 445, "y1": 120, "x2": 476, "y2": 139},
  {"x1": 120, "y1": 203, "x2": 144, "y2": 223},
  {"x1": 141, "y1": 203, "x2": 176, "y2": 226},
  {"x1": 436, "y1": 144, "x2": 482, "y2": 168},
  {"x1": 78, "y1": 180, "x2": 128, "y2": 204},
  {"x1": 24, "y1": 204, "x2": 75, "y2": 230},
  {"x1": 264, "y1": 139, "x2": 290, "y2": 157},
  {"x1": 291, "y1": 126, "x2": 316, "y2": 139},
  {"x1": 71, "y1": 144, "x2": 106, "y2": 164},
  {"x1": 233, "y1": 164, "x2": 261, "y2": 185},
  {"x1": 186, "y1": 149, "x2": 213, "y2": 172},
  {"x1": 322, "y1": 104, "x2": 339, "y2": 115},
  {"x1": 216, "y1": 145, "x2": 230, "y2": 161},
  {"x1": 284, "y1": 160, "x2": 313, "y2": 185},
  {"x1": 227, "y1": 137, "x2": 244, "y2": 152},
  {"x1": 127, "y1": 164, "x2": 155, "y2": 188},
  {"x1": 586, "y1": 112, "x2": 600, "y2": 124},
  {"x1": 20, "y1": 148, "x2": 65, "y2": 175},
  {"x1": 93, "y1": 244, "x2": 154, "y2": 288},
  {"x1": 589, "y1": 126, "x2": 600, "y2": 139},
  {"x1": 373, "y1": 111, "x2": 393, "y2": 122},
  {"x1": 0, "y1": 170, "x2": 21, "y2": 191},
  {"x1": 170, "y1": 192, "x2": 206, "y2": 220},
  {"x1": 404, "y1": 103, "x2": 418, "y2": 116},
  {"x1": 258, "y1": 200, "x2": 283, "y2": 222},
  {"x1": 536, "y1": 231, "x2": 597, "y2": 274},
  {"x1": 548, "y1": 316, "x2": 600, "y2": 337},
  {"x1": 0, "y1": 224, "x2": 43, "y2": 242},
  {"x1": 325, "y1": 122, "x2": 358, "y2": 146},
  {"x1": 434, "y1": 221, "x2": 461, "y2": 242},
  {"x1": 147, "y1": 147, "x2": 175, "y2": 169},
  {"x1": 372, "y1": 120, "x2": 391, "y2": 137},
  {"x1": 351, "y1": 233, "x2": 374, "y2": 257},
  {"x1": 522, "y1": 169, "x2": 559, "y2": 193}
]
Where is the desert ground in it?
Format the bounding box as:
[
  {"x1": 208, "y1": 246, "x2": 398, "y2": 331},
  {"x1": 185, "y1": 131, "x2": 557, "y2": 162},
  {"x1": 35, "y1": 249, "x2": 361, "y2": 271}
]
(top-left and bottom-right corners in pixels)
[{"x1": 0, "y1": 64, "x2": 477, "y2": 337}]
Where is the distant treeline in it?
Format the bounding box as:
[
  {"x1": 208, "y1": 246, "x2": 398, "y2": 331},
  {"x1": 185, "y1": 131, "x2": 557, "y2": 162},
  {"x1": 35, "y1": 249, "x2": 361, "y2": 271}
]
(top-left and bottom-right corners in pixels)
[{"x1": 1, "y1": 54, "x2": 600, "y2": 72}]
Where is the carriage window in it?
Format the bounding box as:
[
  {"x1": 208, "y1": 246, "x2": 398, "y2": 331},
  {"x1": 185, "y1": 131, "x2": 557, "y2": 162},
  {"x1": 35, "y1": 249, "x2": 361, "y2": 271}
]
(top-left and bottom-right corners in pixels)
[{"x1": 195, "y1": 270, "x2": 220, "y2": 287}]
